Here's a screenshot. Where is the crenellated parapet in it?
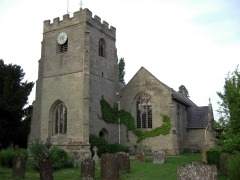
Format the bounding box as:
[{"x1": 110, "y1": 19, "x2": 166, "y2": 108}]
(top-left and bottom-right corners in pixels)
[{"x1": 43, "y1": 8, "x2": 116, "y2": 38}]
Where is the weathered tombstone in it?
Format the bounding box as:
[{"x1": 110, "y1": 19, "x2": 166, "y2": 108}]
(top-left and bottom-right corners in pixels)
[
  {"x1": 116, "y1": 152, "x2": 130, "y2": 173},
  {"x1": 39, "y1": 158, "x2": 53, "y2": 180},
  {"x1": 12, "y1": 156, "x2": 27, "y2": 179},
  {"x1": 136, "y1": 152, "x2": 145, "y2": 162},
  {"x1": 101, "y1": 153, "x2": 119, "y2": 180},
  {"x1": 81, "y1": 158, "x2": 95, "y2": 180},
  {"x1": 177, "y1": 162, "x2": 217, "y2": 180},
  {"x1": 92, "y1": 146, "x2": 99, "y2": 163},
  {"x1": 153, "y1": 150, "x2": 165, "y2": 164}
]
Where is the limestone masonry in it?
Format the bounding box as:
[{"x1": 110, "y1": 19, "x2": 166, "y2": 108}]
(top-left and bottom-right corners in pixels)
[{"x1": 29, "y1": 8, "x2": 215, "y2": 158}]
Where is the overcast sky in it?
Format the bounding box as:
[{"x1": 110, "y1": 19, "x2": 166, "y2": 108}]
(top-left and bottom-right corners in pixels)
[{"x1": 1, "y1": 0, "x2": 240, "y2": 118}]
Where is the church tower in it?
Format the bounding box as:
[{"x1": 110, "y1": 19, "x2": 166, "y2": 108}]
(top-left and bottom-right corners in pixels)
[{"x1": 29, "y1": 8, "x2": 119, "y2": 158}]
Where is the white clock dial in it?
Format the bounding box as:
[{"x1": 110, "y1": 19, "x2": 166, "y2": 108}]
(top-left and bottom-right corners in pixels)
[{"x1": 57, "y1": 32, "x2": 68, "y2": 45}]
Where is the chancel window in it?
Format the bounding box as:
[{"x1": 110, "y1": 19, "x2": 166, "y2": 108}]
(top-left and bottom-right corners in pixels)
[
  {"x1": 52, "y1": 102, "x2": 67, "y2": 135},
  {"x1": 136, "y1": 93, "x2": 152, "y2": 128},
  {"x1": 99, "y1": 38, "x2": 106, "y2": 57}
]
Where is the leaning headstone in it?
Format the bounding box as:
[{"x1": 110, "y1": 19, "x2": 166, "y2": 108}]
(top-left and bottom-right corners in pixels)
[
  {"x1": 12, "y1": 156, "x2": 27, "y2": 179},
  {"x1": 101, "y1": 153, "x2": 119, "y2": 180},
  {"x1": 39, "y1": 158, "x2": 53, "y2": 180},
  {"x1": 92, "y1": 146, "x2": 99, "y2": 163},
  {"x1": 153, "y1": 150, "x2": 165, "y2": 164},
  {"x1": 81, "y1": 158, "x2": 95, "y2": 180},
  {"x1": 177, "y1": 162, "x2": 217, "y2": 180},
  {"x1": 136, "y1": 152, "x2": 145, "y2": 162},
  {"x1": 116, "y1": 152, "x2": 130, "y2": 173}
]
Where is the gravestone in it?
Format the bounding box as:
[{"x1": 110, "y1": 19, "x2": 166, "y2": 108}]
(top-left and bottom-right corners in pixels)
[
  {"x1": 81, "y1": 158, "x2": 95, "y2": 180},
  {"x1": 101, "y1": 153, "x2": 119, "y2": 180},
  {"x1": 136, "y1": 152, "x2": 145, "y2": 162},
  {"x1": 12, "y1": 156, "x2": 27, "y2": 179},
  {"x1": 116, "y1": 152, "x2": 130, "y2": 173},
  {"x1": 153, "y1": 150, "x2": 165, "y2": 164},
  {"x1": 39, "y1": 158, "x2": 53, "y2": 180},
  {"x1": 177, "y1": 162, "x2": 217, "y2": 180},
  {"x1": 92, "y1": 146, "x2": 99, "y2": 163}
]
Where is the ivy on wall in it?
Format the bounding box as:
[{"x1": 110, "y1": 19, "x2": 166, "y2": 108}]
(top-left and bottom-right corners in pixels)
[
  {"x1": 133, "y1": 115, "x2": 171, "y2": 142},
  {"x1": 100, "y1": 97, "x2": 171, "y2": 142}
]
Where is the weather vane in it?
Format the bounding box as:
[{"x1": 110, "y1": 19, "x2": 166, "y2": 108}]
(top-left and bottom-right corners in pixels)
[
  {"x1": 67, "y1": 0, "x2": 69, "y2": 14},
  {"x1": 80, "y1": 0, "x2": 83, "y2": 9}
]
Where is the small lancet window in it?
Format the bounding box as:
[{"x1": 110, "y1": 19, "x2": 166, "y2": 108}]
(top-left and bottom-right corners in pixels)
[
  {"x1": 136, "y1": 93, "x2": 152, "y2": 129},
  {"x1": 99, "y1": 38, "x2": 106, "y2": 57},
  {"x1": 52, "y1": 102, "x2": 67, "y2": 135}
]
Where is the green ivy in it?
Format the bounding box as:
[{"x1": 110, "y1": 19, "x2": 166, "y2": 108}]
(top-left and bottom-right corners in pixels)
[
  {"x1": 100, "y1": 97, "x2": 135, "y2": 130},
  {"x1": 133, "y1": 115, "x2": 171, "y2": 142},
  {"x1": 100, "y1": 97, "x2": 171, "y2": 142}
]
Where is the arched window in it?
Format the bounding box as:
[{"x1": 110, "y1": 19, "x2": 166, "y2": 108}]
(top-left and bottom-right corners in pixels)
[
  {"x1": 136, "y1": 93, "x2": 152, "y2": 128},
  {"x1": 52, "y1": 101, "x2": 67, "y2": 135},
  {"x1": 98, "y1": 38, "x2": 106, "y2": 57}
]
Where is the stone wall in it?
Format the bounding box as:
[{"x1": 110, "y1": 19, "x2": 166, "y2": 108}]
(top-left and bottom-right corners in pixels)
[{"x1": 120, "y1": 67, "x2": 178, "y2": 154}]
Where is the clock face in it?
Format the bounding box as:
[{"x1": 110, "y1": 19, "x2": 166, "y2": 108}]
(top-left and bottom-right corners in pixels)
[{"x1": 57, "y1": 32, "x2": 68, "y2": 45}]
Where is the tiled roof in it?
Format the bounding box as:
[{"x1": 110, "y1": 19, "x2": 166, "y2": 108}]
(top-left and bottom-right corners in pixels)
[
  {"x1": 187, "y1": 106, "x2": 209, "y2": 129},
  {"x1": 172, "y1": 90, "x2": 196, "y2": 107},
  {"x1": 172, "y1": 90, "x2": 209, "y2": 129}
]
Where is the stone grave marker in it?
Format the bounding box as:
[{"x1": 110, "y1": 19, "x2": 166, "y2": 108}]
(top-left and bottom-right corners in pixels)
[
  {"x1": 116, "y1": 152, "x2": 130, "y2": 173},
  {"x1": 39, "y1": 158, "x2": 53, "y2": 180},
  {"x1": 12, "y1": 155, "x2": 27, "y2": 179},
  {"x1": 177, "y1": 162, "x2": 217, "y2": 180},
  {"x1": 153, "y1": 150, "x2": 165, "y2": 164},
  {"x1": 101, "y1": 153, "x2": 119, "y2": 180},
  {"x1": 81, "y1": 158, "x2": 95, "y2": 180},
  {"x1": 92, "y1": 146, "x2": 99, "y2": 163},
  {"x1": 136, "y1": 152, "x2": 145, "y2": 162}
]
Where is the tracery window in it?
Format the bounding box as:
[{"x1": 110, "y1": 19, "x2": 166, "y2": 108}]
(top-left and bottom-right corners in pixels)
[
  {"x1": 52, "y1": 102, "x2": 67, "y2": 135},
  {"x1": 99, "y1": 38, "x2": 106, "y2": 57},
  {"x1": 136, "y1": 93, "x2": 152, "y2": 128}
]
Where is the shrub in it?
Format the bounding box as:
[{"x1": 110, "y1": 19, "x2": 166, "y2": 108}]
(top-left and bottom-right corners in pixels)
[
  {"x1": 49, "y1": 146, "x2": 73, "y2": 170},
  {"x1": 28, "y1": 140, "x2": 51, "y2": 170},
  {"x1": 105, "y1": 144, "x2": 129, "y2": 153},
  {"x1": 28, "y1": 140, "x2": 73, "y2": 170},
  {"x1": 206, "y1": 148, "x2": 221, "y2": 168},
  {"x1": 222, "y1": 134, "x2": 240, "y2": 153},
  {"x1": 227, "y1": 152, "x2": 240, "y2": 180},
  {"x1": 0, "y1": 148, "x2": 28, "y2": 168},
  {"x1": 0, "y1": 148, "x2": 15, "y2": 168},
  {"x1": 89, "y1": 135, "x2": 129, "y2": 156}
]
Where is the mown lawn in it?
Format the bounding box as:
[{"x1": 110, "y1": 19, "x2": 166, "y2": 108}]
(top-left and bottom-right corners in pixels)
[{"x1": 0, "y1": 153, "x2": 227, "y2": 180}]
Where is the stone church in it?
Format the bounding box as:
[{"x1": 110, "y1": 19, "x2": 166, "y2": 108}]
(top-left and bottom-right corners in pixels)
[{"x1": 29, "y1": 8, "x2": 215, "y2": 157}]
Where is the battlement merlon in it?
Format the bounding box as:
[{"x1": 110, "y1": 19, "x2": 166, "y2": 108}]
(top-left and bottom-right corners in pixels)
[{"x1": 43, "y1": 8, "x2": 116, "y2": 39}]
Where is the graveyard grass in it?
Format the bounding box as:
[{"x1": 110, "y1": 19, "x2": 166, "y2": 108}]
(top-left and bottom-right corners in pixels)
[{"x1": 0, "y1": 153, "x2": 227, "y2": 180}]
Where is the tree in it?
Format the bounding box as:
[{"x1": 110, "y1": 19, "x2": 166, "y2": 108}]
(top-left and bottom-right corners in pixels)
[
  {"x1": 218, "y1": 67, "x2": 240, "y2": 134},
  {"x1": 0, "y1": 59, "x2": 34, "y2": 148},
  {"x1": 217, "y1": 66, "x2": 240, "y2": 152},
  {"x1": 118, "y1": 58, "x2": 125, "y2": 85}
]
